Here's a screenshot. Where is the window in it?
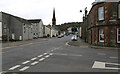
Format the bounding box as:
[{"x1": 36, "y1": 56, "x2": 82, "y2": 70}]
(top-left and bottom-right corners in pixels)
[
  {"x1": 98, "y1": 7, "x2": 104, "y2": 20},
  {"x1": 24, "y1": 27, "x2": 26, "y2": 33},
  {"x1": 4, "y1": 28, "x2": 7, "y2": 33},
  {"x1": 117, "y1": 28, "x2": 120, "y2": 43},
  {"x1": 119, "y1": 4, "x2": 120, "y2": 18},
  {"x1": 99, "y1": 29, "x2": 104, "y2": 42}
]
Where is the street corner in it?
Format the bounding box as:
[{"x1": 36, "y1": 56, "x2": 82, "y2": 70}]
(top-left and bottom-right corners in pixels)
[{"x1": 65, "y1": 41, "x2": 89, "y2": 48}]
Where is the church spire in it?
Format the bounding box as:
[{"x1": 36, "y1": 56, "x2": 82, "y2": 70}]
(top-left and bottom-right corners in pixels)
[{"x1": 52, "y1": 8, "x2": 56, "y2": 26}]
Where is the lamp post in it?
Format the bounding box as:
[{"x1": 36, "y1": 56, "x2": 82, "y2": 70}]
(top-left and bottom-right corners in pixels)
[{"x1": 80, "y1": 7, "x2": 88, "y2": 42}]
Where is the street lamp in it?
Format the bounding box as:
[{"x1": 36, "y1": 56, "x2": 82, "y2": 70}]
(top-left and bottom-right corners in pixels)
[{"x1": 80, "y1": 7, "x2": 88, "y2": 42}]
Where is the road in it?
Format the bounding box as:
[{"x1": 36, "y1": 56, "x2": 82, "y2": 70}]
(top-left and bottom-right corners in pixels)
[{"x1": 1, "y1": 36, "x2": 119, "y2": 73}]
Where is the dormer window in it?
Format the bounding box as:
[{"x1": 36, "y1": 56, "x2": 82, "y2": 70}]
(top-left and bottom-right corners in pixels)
[{"x1": 98, "y1": 7, "x2": 104, "y2": 20}]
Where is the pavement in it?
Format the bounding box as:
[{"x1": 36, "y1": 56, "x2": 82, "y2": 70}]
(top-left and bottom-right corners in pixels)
[
  {"x1": 67, "y1": 37, "x2": 120, "y2": 50},
  {"x1": 1, "y1": 37, "x2": 56, "y2": 49}
]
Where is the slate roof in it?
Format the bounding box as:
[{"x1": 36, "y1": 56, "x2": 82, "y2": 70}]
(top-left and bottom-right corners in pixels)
[
  {"x1": 27, "y1": 19, "x2": 41, "y2": 23},
  {"x1": 1, "y1": 12, "x2": 31, "y2": 25}
]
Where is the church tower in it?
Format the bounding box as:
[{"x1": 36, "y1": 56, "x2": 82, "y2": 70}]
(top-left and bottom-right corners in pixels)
[{"x1": 52, "y1": 8, "x2": 56, "y2": 26}]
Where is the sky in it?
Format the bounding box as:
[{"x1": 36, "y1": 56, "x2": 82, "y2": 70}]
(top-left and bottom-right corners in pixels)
[{"x1": 0, "y1": 0, "x2": 95, "y2": 25}]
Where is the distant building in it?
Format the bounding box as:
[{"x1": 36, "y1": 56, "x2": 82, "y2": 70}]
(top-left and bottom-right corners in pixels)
[
  {"x1": 51, "y1": 8, "x2": 58, "y2": 37},
  {"x1": 43, "y1": 25, "x2": 51, "y2": 37},
  {"x1": 28, "y1": 19, "x2": 44, "y2": 38},
  {"x1": 52, "y1": 8, "x2": 56, "y2": 27},
  {"x1": 81, "y1": 1, "x2": 120, "y2": 47},
  {"x1": 0, "y1": 12, "x2": 33, "y2": 41}
]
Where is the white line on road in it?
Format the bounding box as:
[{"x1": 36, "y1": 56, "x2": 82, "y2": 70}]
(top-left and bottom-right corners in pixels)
[
  {"x1": 51, "y1": 50, "x2": 54, "y2": 52},
  {"x1": 38, "y1": 55, "x2": 43, "y2": 58},
  {"x1": 92, "y1": 61, "x2": 105, "y2": 69},
  {"x1": 105, "y1": 67, "x2": 120, "y2": 70},
  {"x1": 31, "y1": 57, "x2": 37, "y2": 61},
  {"x1": 97, "y1": 53, "x2": 106, "y2": 55},
  {"x1": 43, "y1": 53, "x2": 47, "y2": 55},
  {"x1": 105, "y1": 62, "x2": 120, "y2": 65},
  {"x1": 22, "y1": 61, "x2": 30, "y2": 64},
  {"x1": 31, "y1": 61, "x2": 39, "y2": 65},
  {"x1": 0, "y1": 71, "x2": 7, "y2": 74},
  {"x1": 44, "y1": 55, "x2": 50, "y2": 58},
  {"x1": 92, "y1": 61, "x2": 120, "y2": 70},
  {"x1": 39, "y1": 58, "x2": 45, "y2": 61},
  {"x1": 109, "y1": 57, "x2": 118, "y2": 59},
  {"x1": 9, "y1": 65, "x2": 21, "y2": 70},
  {"x1": 19, "y1": 66, "x2": 30, "y2": 71},
  {"x1": 49, "y1": 53, "x2": 53, "y2": 56}
]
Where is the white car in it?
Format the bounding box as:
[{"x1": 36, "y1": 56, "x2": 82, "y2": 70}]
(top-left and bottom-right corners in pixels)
[{"x1": 71, "y1": 35, "x2": 77, "y2": 41}]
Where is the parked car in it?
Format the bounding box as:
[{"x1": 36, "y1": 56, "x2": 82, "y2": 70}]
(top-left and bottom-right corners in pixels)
[
  {"x1": 61, "y1": 34, "x2": 64, "y2": 37},
  {"x1": 71, "y1": 35, "x2": 77, "y2": 41},
  {"x1": 33, "y1": 35, "x2": 38, "y2": 39},
  {"x1": 58, "y1": 35, "x2": 62, "y2": 38}
]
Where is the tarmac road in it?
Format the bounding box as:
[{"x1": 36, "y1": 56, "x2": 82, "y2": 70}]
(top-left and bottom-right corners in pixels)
[{"x1": 1, "y1": 36, "x2": 119, "y2": 73}]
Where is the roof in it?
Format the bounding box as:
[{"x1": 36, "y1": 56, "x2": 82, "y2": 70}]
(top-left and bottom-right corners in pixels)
[
  {"x1": 27, "y1": 19, "x2": 41, "y2": 23},
  {"x1": 1, "y1": 12, "x2": 31, "y2": 25}
]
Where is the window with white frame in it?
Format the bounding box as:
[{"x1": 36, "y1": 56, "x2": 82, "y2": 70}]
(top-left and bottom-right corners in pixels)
[
  {"x1": 98, "y1": 7, "x2": 104, "y2": 20},
  {"x1": 118, "y1": 4, "x2": 120, "y2": 18},
  {"x1": 117, "y1": 28, "x2": 120, "y2": 43},
  {"x1": 99, "y1": 29, "x2": 104, "y2": 42}
]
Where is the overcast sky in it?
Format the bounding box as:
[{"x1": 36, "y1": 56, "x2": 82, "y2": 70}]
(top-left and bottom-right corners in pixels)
[{"x1": 0, "y1": 0, "x2": 95, "y2": 25}]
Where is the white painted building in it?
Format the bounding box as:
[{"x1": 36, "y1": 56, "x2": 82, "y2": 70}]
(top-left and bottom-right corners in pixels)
[{"x1": 28, "y1": 19, "x2": 44, "y2": 38}]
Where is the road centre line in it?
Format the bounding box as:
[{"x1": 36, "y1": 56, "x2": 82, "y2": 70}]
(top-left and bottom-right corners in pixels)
[
  {"x1": 22, "y1": 61, "x2": 30, "y2": 64},
  {"x1": 19, "y1": 66, "x2": 30, "y2": 71},
  {"x1": 43, "y1": 53, "x2": 47, "y2": 55},
  {"x1": 31, "y1": 57, "x2": 37, "y2": 61},
  {"x1": 39, "y1": 58, "x2": 45, "y2": 61},
  {"x1": 31, "y1": 61, "x2": 39, "y2": 65},
  {"x1": 38, "y1": 55, "x2": 43, "y2": 57},
  {"x1": 44, "y1": 55, "x2": 50, "y2": 58},
  {"x1": 49, "y1": 53, "x2": 53, "y2": 56},
  {"x1": 9, "y1": 65, "x2": 21, "y2": 70}
]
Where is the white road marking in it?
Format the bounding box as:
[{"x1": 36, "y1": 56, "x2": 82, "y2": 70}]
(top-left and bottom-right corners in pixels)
[
  {"x1": 105, "y1": 67, "x2": 120, "y2": 70},
  {"x1": 109, "y1": 57, "x2": 118, "y2": 59},
  {"x1": 38, "y1": 55, "x2": 43, "y2": 58},
  {"x1": 97, "y1": 53, "x2": 106, "y2": 55},
  {"x1": 51, "y1": 50, "x2": 54, "y2": 52},
  {"x1": 39, "y1": 58, "x2": 45, "y2": 61},
  {"x1": 19, "y1": 66, "x2": 30, "y2": 71},
  {"x1": 9, "y1": 65, "x2": 21, "y2": 70},
  {"x1": 31, "y1": 61, "x2": 39, "y2": 65},
  {"x1": 105, "y1": 62, "x2": 120, "y2": 65},
  {"x1": 43, "y1": 53, "x2": 47, "y2": 55},
  {"x1": 22, "y1": 61, "x2": 30, "y2": 64},
  {"x1": 45, "y1": 55, "x2": 50, "y2": 58},
  {"x1": 92, "y1": 61, "x2": 105, "y2": 69},
  {"x1": 0, "y1": 71, "x2": 7, "y2": 74},
  {"x1": 53, "y1": 53, "x2": 82, "y2": 57},
  {"x1": 92, "y1": 61, "x2": 120, "y2": 70},
  {"x1": 31, "y1": 57, "x2": 37, "y2": 61},
  {"x1": 49, "y1": 53, "x2": 53, "y2": 56}
]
